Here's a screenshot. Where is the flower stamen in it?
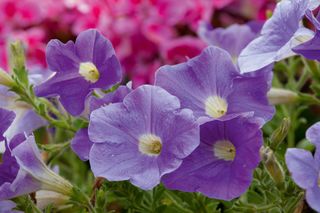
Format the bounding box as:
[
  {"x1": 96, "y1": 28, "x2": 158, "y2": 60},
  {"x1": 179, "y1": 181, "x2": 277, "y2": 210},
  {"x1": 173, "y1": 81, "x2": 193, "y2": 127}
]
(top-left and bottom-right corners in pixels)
[
  {"x1": 204, "y1": 96, "x2": 228, "y2": 118},
  {"x1": 79, "y1": 62, "x2": 100, "y2": 83},
  {"x1": 138, "y1": 134, "x2": 162, "y2": 156},
  {"x1": 213, "y1": 140, "x2": 236, "y2": 161}
]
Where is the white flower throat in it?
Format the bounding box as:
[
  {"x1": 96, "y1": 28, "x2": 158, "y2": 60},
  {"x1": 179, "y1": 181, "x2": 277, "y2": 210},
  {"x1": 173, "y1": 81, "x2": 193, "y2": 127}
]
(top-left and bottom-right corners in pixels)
[
  {"x1": 79, "y1": 62, "x2": 100, "y2": 83},
  {"x1": 213, "y1": 140, "x2": 236, "y2": 161},
  {"x1": 205, "y1": 96, "x2": 228, "y2": 118},
  {"x1": 138, "y1": 134, "x2": 162, "y2": 156}
]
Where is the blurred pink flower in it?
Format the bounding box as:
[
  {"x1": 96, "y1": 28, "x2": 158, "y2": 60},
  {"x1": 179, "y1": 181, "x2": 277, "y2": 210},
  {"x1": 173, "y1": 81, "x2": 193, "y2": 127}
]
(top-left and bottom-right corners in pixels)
[
  {"x1": 0, "y1": 43, "x2": 8, "y2": 70},
  {"x1": 0, "y1": 0, "x2": 276, "y2": 84},
  {"x1": 160, "y1": 37, "x2": 206, "y2": 65},
  {"x1": 12, "y1": 28, "x2": 47, "y2": 68},
  {"x1": 212, "y1": 0, "x2": 235, "y2": 9}
]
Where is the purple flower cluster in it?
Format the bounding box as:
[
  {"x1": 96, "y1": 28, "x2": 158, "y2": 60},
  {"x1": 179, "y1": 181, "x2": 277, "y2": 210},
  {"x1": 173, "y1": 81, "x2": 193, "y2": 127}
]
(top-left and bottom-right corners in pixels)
[
  {"x1": 30, "y1": 29, "x2": 274, "y2": 200},
  {"x1": 2, "y1": 1, "x2": 320, "y2": 210}
]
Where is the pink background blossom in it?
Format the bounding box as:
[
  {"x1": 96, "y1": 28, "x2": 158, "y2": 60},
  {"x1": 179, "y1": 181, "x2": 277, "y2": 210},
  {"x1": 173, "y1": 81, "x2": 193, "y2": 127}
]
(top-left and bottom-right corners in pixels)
[{"x1": 0, "y1": 0, "x2": 275, "y2": 86}]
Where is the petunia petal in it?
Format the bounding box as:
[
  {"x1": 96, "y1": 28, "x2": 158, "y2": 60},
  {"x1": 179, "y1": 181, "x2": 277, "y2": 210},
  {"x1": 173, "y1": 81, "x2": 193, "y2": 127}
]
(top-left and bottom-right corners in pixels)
[
  {"x1": 71, "y1": 128, "x2": 93, "y2": 161},
  {"x1": 46, "y1": 40, "x2": 79, "y2": 73},
  {"x1": 306, "y1": 185, "x2": 320, "y2": 212},
  {"x1": 306, "y1": 122, "x2": 320, "y2": 147},
  {"x1": 285, "y1": 148, "x2": 318, "y2": 189},
  {"x1": 0, "y1": 108, "x2": 15, "y2": 141}
]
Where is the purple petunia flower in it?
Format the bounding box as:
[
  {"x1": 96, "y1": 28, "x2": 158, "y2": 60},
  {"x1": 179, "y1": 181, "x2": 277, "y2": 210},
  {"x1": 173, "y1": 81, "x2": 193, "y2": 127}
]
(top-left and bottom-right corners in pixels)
[
  {"x1": 286, "y1": 122, "x2": 320, "y2": 212},
  {"x1": 0, "y1": 134, "x2": 72, "y2": 200},
  {"x1": 155, "y1": 46, "x2": 274, "y2": 125},
  {"x1": 238, "y1": 0, "x2": 319, "y2": 73},
  {"x1": 0, "y1": 108, "x2": 15, "y2": 142},
  {"x1": 293, "y1": 10, "x2": 320, "y2": 60},
  {"x1": 198, "y1": 22, "x2": 258, "y2": 61},
  {"x1": 35, "y1": 29, "x2": 122, "y2": 116},
  {"x1": 88, "y1": 85, "x2": 200, "y2": 190},
  {"x1": 71, "y1": 85, "x2": 131, "y2": 161},
  {"x1": 162, "y1": 116, "x2": 262, "y2": 200},
  {"x1": 0, "y1": 200, "x2": 22, "y2": 213}
]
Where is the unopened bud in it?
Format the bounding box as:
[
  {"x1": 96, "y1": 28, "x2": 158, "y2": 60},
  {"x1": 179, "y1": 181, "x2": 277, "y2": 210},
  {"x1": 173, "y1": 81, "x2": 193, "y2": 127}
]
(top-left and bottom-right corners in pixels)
[
  {"x1": 36, "y1": 190, "x2": 69, "y2": 210},
  {"x1": 260, "y1": 146, "x2": 285, "y2": 186},
  {"x1": 10, "y1": 41, "x2": 26, "y2": 71},
  {"x1": 10, "y1": 41, "x2": 29, "y2": 86},
  {"x1": 40, "y1": 168, "x2": 73, "y2": 196},
  {"x1": 270, "y1": 118, "x2": 290, "y2": 150},
  {"x1": 267, "y1": 88, "x2": 298, "y2": 105},
  {"x1": 0, "y1": 69, "x2": 14, "y2": 87}
]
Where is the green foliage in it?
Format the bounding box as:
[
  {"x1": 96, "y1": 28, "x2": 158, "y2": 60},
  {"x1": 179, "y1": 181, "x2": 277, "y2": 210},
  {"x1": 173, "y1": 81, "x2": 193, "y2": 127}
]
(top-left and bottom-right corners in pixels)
[
  {"x1": 14, "y1": 196, "x2": 42, "y2": 213},
  {"x1": 102, "y1": 181, "x2": 220, "y2": 213},
  {"x1": 226, "y1": 166, "x2": 303, "y2": 213}
]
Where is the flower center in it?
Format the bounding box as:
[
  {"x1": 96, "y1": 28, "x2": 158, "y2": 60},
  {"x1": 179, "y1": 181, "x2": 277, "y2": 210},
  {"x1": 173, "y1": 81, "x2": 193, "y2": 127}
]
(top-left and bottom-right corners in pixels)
[
  {"x1": 138, "y1": 134, "x2": 162, "y2": 156},
  {"x1": 204, "y1": 96, "x2": 228, "y2": 118},
  {"x1": 79, "y1": 62, "x2": 100, "y2": 83},
  {"x1": 213, "y1": 140, "x2": 236, "y2": 161}
]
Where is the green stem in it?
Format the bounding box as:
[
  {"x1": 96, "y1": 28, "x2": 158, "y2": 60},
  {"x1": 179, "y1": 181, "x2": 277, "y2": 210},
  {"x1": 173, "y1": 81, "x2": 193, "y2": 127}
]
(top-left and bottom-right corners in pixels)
[
  {"x1": 255, "y1": 204, "x2": 276, "y2": 211},
  {"x1": 13, "y1": 85, "x2": 76, "y2": 132},
  {"x1": 41, "y1": 98, "x2": 65, "y2": 119},
  {"x1": 287, "y1": 107, "x2": 296, "y2": 148},
  {"x1": 302, "y1": 58, "x2": 320, "y2": 82},
  {"x1": 296, "y1": 67, "x2": 310, "y2": 91},
  {"x1": 72, "y1": 187, "x2": 97, "y2": 213}
]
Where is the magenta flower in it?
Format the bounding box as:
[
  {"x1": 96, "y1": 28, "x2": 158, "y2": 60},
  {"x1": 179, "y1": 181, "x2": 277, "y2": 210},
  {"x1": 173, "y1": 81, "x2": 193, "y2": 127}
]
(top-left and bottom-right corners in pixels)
[
  {"x1": 286, "y1": 122, "x2": 320, "y2": 212},
  {"x1": 88, "y1": 85, "x2": 200, "y2": 190},
  {"x1": 155, "y1": 46, "x2": 274, "y2": 125},
  {"x1": 162, "y1": 116, "x2": 262, "y2": 200},
  {"x1": 160, "y1": 36, "x2": 206, "y2": 65},
  {"x1": 0, "y1": 134, "x2": 72, "y2": 200},
  {"x1": 71, "y1": 85, "x2": 131, "y2": 161},
  {"x1": 0, "y1": 108, "x2": 15, "y2": 141},
  {"x1": 35, "y1": 29, "x2": 122, "y2": 116}
]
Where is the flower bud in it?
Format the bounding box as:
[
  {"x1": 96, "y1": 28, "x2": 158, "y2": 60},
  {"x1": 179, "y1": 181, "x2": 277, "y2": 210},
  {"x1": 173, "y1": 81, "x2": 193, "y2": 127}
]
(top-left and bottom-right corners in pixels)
[
  {"x1": 10, "y1": 41, "x2": 26, "y2": 71},
  {"x1": 0, "y1": 69, "x2": 14, "y2": 87},
  {"x1": 260, "y1": 146, "x2": 285, "y2": 186},
  {"x1": 36, "y1": 190, "x2": 70, "y2": 210},
  {"x1": 270, "y1": 118, "x2": 290, "y2": 150},
  {"x1": 38, "y1": 167, "x2": 74, "y2": 196},
  {"x1": 267, "y1": 88, "x2": 298, "y2": 105}
]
